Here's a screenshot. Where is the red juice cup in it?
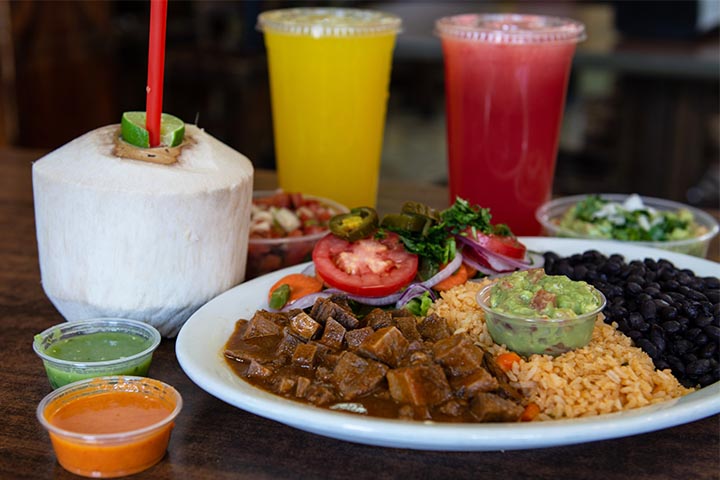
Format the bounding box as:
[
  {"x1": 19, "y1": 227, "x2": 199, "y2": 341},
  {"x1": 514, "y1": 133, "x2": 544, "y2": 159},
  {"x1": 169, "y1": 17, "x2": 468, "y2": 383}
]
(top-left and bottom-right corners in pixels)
[{"x1": 435, "y1": 14, "x2": 585, "y2": 236}]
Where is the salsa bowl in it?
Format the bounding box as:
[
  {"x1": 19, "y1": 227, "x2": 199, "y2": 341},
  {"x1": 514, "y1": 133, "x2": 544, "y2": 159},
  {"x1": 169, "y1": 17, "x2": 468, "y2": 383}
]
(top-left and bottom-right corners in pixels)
[{"x1": 247, "y1": 190, "x2": 347, "y2": 279}]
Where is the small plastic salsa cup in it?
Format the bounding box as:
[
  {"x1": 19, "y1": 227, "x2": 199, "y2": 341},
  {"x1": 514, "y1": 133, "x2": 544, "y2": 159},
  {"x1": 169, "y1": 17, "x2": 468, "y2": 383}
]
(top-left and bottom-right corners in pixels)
[
  {"x1": 37, "y1": 376, "x2": 182, "y2": 478},
  {"x1": 33, "y1": 318, "x2": 161, "y2": 389}
]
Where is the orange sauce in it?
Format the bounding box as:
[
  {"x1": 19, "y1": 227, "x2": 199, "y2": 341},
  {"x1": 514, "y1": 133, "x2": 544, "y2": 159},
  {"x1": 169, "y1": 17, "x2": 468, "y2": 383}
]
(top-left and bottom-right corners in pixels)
[{"x1": 43, "y1": 381, "x2": 178, "y2": 478}]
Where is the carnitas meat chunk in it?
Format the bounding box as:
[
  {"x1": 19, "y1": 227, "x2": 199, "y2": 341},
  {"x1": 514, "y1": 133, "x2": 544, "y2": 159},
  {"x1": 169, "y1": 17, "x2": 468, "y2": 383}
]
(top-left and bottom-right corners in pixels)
[
  {"x1": 417, "y1": 313, "x2": 452, "y2": 342},
  {"x1": 470, "y1": 393, "x2": 524, "y2": 422},
  {"x1": 332, "y1": 351, "x2": 388, "y2": 400},
  {"x1": 319, "y1": 317, "x2": 346, "y2": 350},
  {"x1": 432, "y1": 334, "x2": 486, "y2": 377},
  {"x1": 357, "y1": 326, "x2": 409, "y2": 368},
  {"x1": 386, "y1": 363, "x2": 452, "y2": 407},
  {"x1": 290, "y1": 312, "x2": 321, "y2": 340},
  {"x1": 243, "y1": 310, "x2": 283, "y2": 339}
]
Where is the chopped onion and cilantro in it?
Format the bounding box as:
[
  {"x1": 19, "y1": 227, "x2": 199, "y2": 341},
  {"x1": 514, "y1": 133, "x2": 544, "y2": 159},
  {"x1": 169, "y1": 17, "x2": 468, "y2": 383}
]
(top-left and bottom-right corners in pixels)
[{"x1": 558, "y1": 194, "x2": 705, "y2": 242}]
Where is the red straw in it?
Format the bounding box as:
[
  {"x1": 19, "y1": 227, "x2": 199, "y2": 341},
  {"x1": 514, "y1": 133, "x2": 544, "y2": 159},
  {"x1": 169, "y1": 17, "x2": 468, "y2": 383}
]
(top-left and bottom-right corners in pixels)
[{"x1": 146, "y1": 0, "x2": 168, "y2": 147}]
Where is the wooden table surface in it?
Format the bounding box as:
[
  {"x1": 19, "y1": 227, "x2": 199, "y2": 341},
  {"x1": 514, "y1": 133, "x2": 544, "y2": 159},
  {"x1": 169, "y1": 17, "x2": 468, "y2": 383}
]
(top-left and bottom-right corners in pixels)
[{"x1": 1, "y1": 148, "x2": 718, "y2": 479}]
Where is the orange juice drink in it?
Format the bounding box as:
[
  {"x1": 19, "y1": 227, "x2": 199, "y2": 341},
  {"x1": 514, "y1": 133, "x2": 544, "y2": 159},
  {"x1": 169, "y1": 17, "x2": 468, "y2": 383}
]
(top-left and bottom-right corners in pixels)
[{"x1": 258, "y1": 8, "x2": 402, "y2": 208}]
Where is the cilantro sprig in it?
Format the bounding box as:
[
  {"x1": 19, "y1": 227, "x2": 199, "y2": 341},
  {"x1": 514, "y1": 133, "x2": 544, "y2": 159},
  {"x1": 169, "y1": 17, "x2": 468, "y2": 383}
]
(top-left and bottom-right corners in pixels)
[{"x1": 381, "y1": 198, "x2": 516, "y2": 279}]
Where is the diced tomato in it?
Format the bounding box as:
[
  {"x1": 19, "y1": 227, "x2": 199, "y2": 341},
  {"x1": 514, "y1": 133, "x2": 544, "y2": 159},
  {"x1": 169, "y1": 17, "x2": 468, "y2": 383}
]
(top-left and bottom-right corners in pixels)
[{"x1": 312, "y1": 232, "x2": 418, "y2": 297}]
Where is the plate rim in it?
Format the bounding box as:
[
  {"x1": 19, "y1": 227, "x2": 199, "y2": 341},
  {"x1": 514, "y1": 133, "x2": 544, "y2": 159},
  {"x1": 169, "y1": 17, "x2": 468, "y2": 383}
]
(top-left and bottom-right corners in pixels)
[{"x1": 176, "y1": 237, "x2": 720, "y2": 451}]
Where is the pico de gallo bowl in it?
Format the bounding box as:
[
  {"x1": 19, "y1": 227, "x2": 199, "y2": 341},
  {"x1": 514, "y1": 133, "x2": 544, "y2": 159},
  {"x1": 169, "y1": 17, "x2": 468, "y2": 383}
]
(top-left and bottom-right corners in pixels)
[{"x1": 246, "y1": 191, "x2": 348, "y2": 279}]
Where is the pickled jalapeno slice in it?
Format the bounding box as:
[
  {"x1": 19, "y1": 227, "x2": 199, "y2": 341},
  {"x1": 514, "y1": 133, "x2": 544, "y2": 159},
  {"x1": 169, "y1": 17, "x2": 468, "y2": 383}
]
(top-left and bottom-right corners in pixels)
[{"x1": 329, "y1": 207, "x2": 379, "y2": 242}]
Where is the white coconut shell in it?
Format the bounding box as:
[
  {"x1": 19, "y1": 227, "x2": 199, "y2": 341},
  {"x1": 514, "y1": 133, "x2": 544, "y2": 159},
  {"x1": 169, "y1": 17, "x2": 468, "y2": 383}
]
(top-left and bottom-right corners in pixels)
[{"x1": 32, "y1": 124, "x2": 254, "y2": 337}]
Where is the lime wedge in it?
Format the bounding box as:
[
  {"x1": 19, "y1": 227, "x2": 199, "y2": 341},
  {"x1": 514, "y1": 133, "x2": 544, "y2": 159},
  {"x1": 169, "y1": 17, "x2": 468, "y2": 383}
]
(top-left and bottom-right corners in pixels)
[{"x1": 121, "y1": 111, "x2": 185, "y2": 148}]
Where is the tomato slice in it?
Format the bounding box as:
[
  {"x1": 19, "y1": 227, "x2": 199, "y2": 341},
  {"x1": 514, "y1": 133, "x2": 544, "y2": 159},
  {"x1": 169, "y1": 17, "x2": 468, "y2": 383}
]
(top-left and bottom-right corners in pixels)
[
  {"x1": 472, "y1": 231, "x2": 527, "y2": 259},
  {"x1": 312, "y1": 232, "x2": 418, "y2": 297}
]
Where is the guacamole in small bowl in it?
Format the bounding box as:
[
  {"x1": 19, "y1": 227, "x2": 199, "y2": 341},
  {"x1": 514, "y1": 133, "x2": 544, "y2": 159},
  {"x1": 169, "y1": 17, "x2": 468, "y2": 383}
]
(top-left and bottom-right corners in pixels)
[{"x1": 477, "y1": 269, "x2": 606, "y2": 356}]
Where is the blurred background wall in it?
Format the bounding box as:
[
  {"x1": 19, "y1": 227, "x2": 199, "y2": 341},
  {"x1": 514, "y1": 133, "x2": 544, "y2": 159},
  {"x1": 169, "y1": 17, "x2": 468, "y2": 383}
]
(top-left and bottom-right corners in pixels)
[{"x1": 1, "y1": 0, "x2": 718, "y2": 207}]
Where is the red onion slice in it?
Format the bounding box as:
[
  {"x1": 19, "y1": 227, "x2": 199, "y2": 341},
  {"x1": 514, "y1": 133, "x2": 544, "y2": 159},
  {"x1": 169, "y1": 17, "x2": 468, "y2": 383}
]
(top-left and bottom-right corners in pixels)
[{"x1": 455, "y1": 235, "x2": 529, "y2": 272}]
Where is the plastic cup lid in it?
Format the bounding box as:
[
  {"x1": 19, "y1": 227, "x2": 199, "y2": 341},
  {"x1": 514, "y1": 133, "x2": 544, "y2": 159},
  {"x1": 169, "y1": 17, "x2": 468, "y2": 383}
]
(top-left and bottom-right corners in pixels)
[
  {"x1": 257, "y1": 7, "x2": 402, "y2": 38},
  {"x1": 435, "y1": 13, "x2": 586, "y2": 44}
]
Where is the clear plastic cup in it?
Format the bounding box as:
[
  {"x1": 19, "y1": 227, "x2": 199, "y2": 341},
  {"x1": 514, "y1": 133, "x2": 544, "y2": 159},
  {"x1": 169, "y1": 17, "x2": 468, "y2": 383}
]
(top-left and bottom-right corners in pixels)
[
  {"x1": 257, "y1": 8, "x2": 402, "y2": 208},
  {"x1": 33, "y1": 318, "x2": 161, "y2": 389},
  {"x1": 37, "y1": 376, "x2": 182, "y2": 478},
  {"x1": 435, "y1": 14, "x2": 585, "y2": 236}
]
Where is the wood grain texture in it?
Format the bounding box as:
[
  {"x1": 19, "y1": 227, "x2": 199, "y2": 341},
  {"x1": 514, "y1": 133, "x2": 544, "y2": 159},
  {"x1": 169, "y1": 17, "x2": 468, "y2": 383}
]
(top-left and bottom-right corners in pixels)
[{"x1": 1, "y1": 148, "x2": 718, "y2": 480}]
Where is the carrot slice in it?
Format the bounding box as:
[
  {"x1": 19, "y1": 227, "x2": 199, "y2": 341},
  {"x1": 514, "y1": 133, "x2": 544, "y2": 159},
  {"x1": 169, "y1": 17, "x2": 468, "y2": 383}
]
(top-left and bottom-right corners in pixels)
[
  {"x1": 268, "y1": 273, "x2": 323, "y2": 305},
  {"x1": 433, "y1": 263, "x2": 476, "y2": 292},
  {"x1": 520, "y1": 402, "x2": 540, "y2": 422},
  {"x1": 495, "y1": 352, "x2": 522, "y2": 372}
]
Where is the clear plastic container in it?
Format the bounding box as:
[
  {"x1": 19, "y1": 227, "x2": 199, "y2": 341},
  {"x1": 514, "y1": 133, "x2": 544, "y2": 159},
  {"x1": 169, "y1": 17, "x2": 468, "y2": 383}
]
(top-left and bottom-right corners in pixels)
[
  {"x1": 246, "y1": 191, "x2": 348, "y2": 279},
  {"x1": 37, "y1": 376, "x2": 182, "y2": 478},
  {"x1": 33, "y1": 318, "x2": 161, "y2": 389},
  {"x1": 536, "y1": 194, "x2": 719, "y2": 258},
  {"x1": 477, "y1": 282, "x2": 606, "y2": 357}
]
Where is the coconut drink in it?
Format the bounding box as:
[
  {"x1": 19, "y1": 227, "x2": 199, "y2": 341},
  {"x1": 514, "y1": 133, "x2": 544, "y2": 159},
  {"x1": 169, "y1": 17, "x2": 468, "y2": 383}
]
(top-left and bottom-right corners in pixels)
[{"x1": 32, "y1": 121, "x2": 254, "y2": 337}]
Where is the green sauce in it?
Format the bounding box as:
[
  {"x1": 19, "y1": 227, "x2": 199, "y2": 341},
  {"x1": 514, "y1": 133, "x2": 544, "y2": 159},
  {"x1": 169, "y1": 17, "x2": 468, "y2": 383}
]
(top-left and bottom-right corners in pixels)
[
  {"x1": 41, "y1": 332, "x2": 154, "y2": 389},
  {"x1": 46, "y1": 332, "x2": 151, "y2": 362},
  {"x1": 490, "y1": 269, "x2": 601, "y2": 319}
]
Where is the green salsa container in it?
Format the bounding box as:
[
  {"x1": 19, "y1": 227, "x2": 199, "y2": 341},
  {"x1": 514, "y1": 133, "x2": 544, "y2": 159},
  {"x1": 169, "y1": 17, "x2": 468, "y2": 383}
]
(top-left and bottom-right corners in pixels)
[{"x1": 33, "y1": 318, "x2": 161, "y2": 389}]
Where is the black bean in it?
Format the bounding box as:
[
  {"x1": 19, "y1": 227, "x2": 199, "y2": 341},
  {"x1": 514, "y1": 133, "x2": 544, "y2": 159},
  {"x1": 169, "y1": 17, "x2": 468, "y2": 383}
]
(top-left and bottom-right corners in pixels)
[
  {"x1": 705, "y1": 290, "x2": 720, "y2": 304},
  {"x1": 677, "y1": 316, "x2": 690, "y2": 329},
  {"x1": 694, "y1": 333, "x2": 709, "y2": 347},
  {"x1": 625, "y1": 282, "x2": 642, "y2": 295},
  {"x1": 653, "y1": 298, "x2": 670, "y2": 309},
  {"x1": 694, "y1": 315, "x2": 713, "y2": 328},
  {"x1": 699, "y1": 341, "x2": 718, "y2": 359},
  {"x1": 682, "y1": 303, "x2": 700, "y2": 319},
  {"x1": 703, "y1": 277, "x2": 720, "y2": 289},
  {"x1": 644, "y1": 258, "x2": 658, "y2": 271},
  {"x1": 661, "y1": 320, "x2": 681, "y2": 334},
  {"x1": 667, "y1": 355, "x2": 686, "y2": 375},
  {"x1": 655, "y1": 359, "x2": 670, "y2": 370},
  {"x1": 640, "y1": 300, "x2": 657, "y2": 319},
  {"x1": 704, "y1": 325, "x2": 720, "y2": 340},
  {"x1": 636, "y1": 338, "x2": 659, "y2": 359},
  {"x1": 697, "y1": 375, "x2": 715, "y2": 388},
  {"x1": 626, "y1": 330, "x2": 643, "y2": 340},
  {"x1": 556, "y1": 262, "x2": 574, "y2": 278},
  {"x1": 671, "y1": 338, "x2": 693, "y2": 356},
  {"x1": 628, "y1": 313, "x2": 647, "y2": 331},
  {"x1": 677, "y1": 273, "x2": 692, "y2": 285},
  {"x1": 663, "y1": 279, "x2": 680, "y2": 291},
  {"x1": 684, "y1": 328, "x2": 702, "y2": 340},
  {"x1": 686, "y1": 289, "x2": 708, "y2": 302},
  {"x1": 658, "y1": 306, "x2": 677, "y2": 321},
  {"x1": 650, "y1": 326, "x2": 666, "y2": 352},
  {"x1": 686, "y1": 359, "x2": 712, "y2": 377},
  {"x1": 683, "y1": 353, "x2": 698, "y2": 364},
  {"x1": 644, "y1": 287, "x2": 661, "y2": 298}
]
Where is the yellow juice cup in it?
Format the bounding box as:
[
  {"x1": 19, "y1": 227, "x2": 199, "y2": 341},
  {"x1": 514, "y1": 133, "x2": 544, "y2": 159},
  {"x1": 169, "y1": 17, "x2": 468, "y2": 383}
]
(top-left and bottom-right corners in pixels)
[{"x1": 257, "y1": 8, "x2": 402, "y2": 208}]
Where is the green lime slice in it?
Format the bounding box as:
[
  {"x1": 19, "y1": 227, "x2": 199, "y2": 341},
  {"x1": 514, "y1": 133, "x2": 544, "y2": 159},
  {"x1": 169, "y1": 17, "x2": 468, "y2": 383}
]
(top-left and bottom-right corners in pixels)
[{"x1": 121, "y1": 111, "x2": 185, "y2": 148}]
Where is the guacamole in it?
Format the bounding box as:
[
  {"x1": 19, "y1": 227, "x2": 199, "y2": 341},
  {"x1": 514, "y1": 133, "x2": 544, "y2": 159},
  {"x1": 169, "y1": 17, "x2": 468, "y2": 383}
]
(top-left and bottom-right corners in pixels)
[
  {"x1": 490, "y1": 269, "x2": 602, "y2": 319},
  {"x1": 481, "y1": 269, "x2": 604, "y2": 356},
  {"x1": 557, "y1": 194, "x2": 705, "y2": 243}
]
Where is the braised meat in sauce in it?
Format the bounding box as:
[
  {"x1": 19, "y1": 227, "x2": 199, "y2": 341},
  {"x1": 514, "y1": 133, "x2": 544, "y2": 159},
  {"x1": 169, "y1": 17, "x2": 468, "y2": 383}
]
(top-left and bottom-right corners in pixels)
[{"x1": 224, "y1": 296, "x2": 525, "y2": 422}]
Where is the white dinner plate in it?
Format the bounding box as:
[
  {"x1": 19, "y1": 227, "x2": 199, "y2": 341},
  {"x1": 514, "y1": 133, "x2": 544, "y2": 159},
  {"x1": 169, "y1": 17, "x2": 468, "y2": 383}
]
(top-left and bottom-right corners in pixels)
[{"x1": 176, "y1": 237, "x2": 720, "y2": 451}]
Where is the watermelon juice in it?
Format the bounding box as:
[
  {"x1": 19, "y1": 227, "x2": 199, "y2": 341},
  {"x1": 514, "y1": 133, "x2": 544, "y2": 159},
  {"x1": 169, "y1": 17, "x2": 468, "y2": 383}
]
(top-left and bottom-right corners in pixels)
[{"x1": 436, "y1": 14, "x2": 586, "y2": 235}]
